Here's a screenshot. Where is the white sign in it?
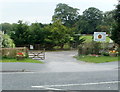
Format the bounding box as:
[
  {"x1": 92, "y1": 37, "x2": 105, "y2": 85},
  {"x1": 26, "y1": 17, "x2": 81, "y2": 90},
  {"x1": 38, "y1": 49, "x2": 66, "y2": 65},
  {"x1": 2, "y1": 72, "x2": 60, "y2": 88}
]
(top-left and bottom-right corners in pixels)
[
  {"x1": 94, "y1": 32, "x2": 106, "y2": 42},
  {"x1": 30, "y1": 45, "x2": 34, "y2": 49}
]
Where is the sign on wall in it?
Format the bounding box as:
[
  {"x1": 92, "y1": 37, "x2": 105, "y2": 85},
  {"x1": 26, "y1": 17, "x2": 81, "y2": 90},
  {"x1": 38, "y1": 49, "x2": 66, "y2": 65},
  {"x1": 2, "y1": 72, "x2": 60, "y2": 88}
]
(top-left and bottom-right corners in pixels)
[
  {"x1": 94, "y1": 32, "x2": 106, "y2": 42},
  {"x1": 30, "y1": 45, "x2": 34, "y2": 49}
]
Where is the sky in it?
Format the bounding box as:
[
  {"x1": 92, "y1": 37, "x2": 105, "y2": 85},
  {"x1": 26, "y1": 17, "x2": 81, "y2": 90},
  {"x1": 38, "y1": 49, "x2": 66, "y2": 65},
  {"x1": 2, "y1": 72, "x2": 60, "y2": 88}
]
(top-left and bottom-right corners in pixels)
[{"x1": 0, "y1": 0, "x2": 118, "y2": 24}]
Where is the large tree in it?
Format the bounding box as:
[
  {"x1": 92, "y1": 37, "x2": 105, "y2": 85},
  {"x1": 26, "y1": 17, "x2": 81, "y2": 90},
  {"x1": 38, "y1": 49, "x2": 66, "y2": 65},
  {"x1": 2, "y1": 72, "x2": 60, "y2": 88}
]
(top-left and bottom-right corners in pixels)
[
  {"x1": 52, "y1": 3, "x2": 79, "y2": 27},
  {"x1": 44, "y1": 20, "x2": 71, "y2": 49},
  {"x1": 10, "y1": 20, "x2": 29, "y2": 46},
  {"x1": 111, "y1": 3, "x2": 120, "y2": 47},
  {"x1": 75, "y1": 15, "x2": 90, "y2": 34},
  {"x1": 82, "y1": 7, "x2": 103, "y2": 34},
  {"x1": 97, "y1": 10, "x2": 116, "y2": 34},
  {"x1": 0, "y1": 23, "x2": 12, "y2": 35},
  {"x1": 28, "y1": 23, "x2": 45, "y2": 45}
]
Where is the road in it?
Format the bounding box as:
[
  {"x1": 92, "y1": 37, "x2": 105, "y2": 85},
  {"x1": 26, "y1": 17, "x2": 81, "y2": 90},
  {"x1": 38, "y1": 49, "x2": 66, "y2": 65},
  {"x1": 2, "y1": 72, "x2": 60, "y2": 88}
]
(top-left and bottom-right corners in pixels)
[{"x1": 1, "y1": 50, "x2": 119, "y2": 90}]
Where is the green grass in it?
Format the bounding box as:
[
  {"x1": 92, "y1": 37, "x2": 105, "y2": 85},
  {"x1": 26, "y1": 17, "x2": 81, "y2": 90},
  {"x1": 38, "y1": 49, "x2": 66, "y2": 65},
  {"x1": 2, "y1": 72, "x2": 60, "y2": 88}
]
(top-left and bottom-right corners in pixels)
[
  {"x1": 81, "y1": 35, "x2": 93, "y2": 43},
  {"x1": 81, "y1": 35, "x2": 111, "y2": 43},
  {"x1": 75, "y1": 55, "x2": 119, "y2": 63},
  {"x1": 0, "y1": 58, "x2": 44, "y2": 63}
]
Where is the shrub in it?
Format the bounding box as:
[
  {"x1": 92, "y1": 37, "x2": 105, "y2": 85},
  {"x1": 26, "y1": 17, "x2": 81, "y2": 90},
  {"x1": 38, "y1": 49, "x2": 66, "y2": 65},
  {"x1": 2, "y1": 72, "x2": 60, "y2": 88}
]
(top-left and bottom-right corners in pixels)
[
  {"x1": 78, "y1": 42, "x2": 102, "y2": 55},
  {"x1": 90, "y1": 41, "x2": 101, "y2": 55},
  {"x1": 101, "y1": 52, "x2": 109, "y2": 56},
  {"x1": 0, "y1": 31, "x2": 15, "y2": 48}
]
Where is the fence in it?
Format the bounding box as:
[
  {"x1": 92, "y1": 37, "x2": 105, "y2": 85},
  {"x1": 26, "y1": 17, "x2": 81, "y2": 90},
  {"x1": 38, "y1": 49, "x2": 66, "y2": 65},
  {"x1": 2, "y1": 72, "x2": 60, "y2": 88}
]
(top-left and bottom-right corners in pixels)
[{"x1": 1, "y1": 47, "x2": 28, "y2": 58}]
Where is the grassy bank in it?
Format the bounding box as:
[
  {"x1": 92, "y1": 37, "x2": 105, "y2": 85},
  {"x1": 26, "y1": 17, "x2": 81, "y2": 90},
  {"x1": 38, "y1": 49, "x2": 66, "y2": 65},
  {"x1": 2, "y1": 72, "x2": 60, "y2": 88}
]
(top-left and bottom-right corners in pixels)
[
  {"x1": 0, "y1": 58, "x2": 43, "y2": 63},
  {"x1": 81, "y1": 35, "x2": 111, "y2": 43},
  {"x1": 75, "y1": 55, "x2": 119, "y2": 63}
]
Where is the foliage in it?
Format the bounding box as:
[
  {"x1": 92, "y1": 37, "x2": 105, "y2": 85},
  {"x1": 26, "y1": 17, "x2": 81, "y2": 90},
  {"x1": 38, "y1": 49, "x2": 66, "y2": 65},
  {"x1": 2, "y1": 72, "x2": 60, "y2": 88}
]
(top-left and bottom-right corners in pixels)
[
  {"x1": 101, "y1": 10, "x2": 115, "y2": 34},
  {"x1": 101, "y1": 52, "x2": 109, "y2": 56},
  {"x1": 28, "y1": 22, "x2": 46, "y2": 45},
  {"x1": 82, "y1": 7, "x2": 103, "y2": 34},
  {"x1": 75, "y1": 16, "x2": 88, "y2": 34},
  {"x1": 103, "y1": 10, "x2": 115, "y2": 26},
  {"x1": 78, "y1": 42, "x2": 102, "y2": 55},
  {"x1": 0, "y1": 23, "x2": 12, "y2": 35},
  {"x1": 52, "y1": 3, "x2": 79, "y2": 27},
  {"x1": 75, "y1": 7, "x2": 103, "y2": 34},
  {"x1": 44, "y1": 20, "x2": 71, "y2": 49},
  {"x1": 0, "y1": 31, "x2": 15, "y2": 48},
  {"x1": 111, "y1": 4, "x2": 120, "y2": 46},
  {"x1": 10, "y1": 20, "x2": 29, "y2": 46},
  {"x1": 69, "y1": 34, "x2": 85, "y2": 48}
]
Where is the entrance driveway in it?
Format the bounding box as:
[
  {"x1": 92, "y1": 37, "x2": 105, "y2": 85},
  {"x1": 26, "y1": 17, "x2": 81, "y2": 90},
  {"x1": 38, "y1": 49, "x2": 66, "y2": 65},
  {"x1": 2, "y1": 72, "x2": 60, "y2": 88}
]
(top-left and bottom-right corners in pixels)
[{"x1": 1, "y1": 50, "x2": 118, "y2": 72}]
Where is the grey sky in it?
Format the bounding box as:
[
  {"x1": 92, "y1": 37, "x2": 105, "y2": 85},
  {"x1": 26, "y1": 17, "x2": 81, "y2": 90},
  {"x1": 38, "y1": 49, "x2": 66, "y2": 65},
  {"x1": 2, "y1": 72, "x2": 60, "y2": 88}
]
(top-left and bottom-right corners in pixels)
[{"x1": 0, "y1": 0, "x2": 118, "y2": 24}]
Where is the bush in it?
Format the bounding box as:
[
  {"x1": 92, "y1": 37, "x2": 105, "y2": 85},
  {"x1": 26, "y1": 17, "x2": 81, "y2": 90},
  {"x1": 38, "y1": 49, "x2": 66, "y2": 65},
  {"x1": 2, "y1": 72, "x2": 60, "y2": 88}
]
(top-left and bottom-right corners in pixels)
[
  {"x1": 78, "y1": 42, "x2": 102, "y2": 55},
  {"x1": 90, "y1": 41, "x2": 101, "y2": 54},
  {"x1": 0, "y1": 31, "x2": 15, "y2": 48},
  {"x1": 101, "y1": 52, "x2": 109, "y2": 56}
]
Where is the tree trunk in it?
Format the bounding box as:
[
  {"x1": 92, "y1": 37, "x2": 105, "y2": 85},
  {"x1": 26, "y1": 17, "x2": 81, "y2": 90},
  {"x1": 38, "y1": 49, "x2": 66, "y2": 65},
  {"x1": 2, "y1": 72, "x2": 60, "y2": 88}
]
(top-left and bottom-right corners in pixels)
[{"x1": 60, "y1": 44, "x2": 64, "y2": 49}]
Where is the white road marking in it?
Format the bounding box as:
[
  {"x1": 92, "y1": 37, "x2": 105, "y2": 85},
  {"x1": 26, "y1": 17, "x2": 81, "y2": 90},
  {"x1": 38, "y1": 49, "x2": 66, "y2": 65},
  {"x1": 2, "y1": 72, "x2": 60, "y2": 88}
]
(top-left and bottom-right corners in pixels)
[
  {"x1": 42, "y1": 87, "x2": 62, "y2": 90},
  {"x1": 31, "y1": 81, "x2": 119, "y2": 89},
  {"x1": 31, "y1": 85, "x2": 62, "y2": 90}
]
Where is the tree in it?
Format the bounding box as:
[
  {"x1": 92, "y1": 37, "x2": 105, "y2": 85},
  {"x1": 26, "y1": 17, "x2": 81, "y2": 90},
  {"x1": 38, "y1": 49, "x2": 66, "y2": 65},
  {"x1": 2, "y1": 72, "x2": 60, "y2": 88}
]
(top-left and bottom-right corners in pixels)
[
  {"x1": 44, "y1": 20, "x2": 71, "y2": 49},
  {"x1": 0, "y1": 23, "x2": 12, "y2": 35},
  {"x1": 75, "y1": 15, "x2": 90, "y2": 34},
  {"x1": 0, "y1": 31, "x2": 15, "y2": 48},
  {"x1": 69, "y1": 34, "x2": 85, "y2": 48},
  {"x1": 28, "y1": 23, "x2": 45, "y2": 45},
  {"x1": 10, "y1": 20, "x2": 29, "y2": 46},
  {"x1": 111, "y1": 3, "x2": 120, "y2": 47},
  {"x1": 103, "y1": 10, "x2": 115, "y2": 26},
  {"x1": 43, "y1": 24, "x2": 56, "y2": 49},
  {"x1": 82, "y1": 7, "x2": 103, "y2": 34},
  {"x1": 98, "y1": 10, "x2": 116, "y2": 34},
  {"x1": 52, "y1": 3, "x2": 79, "y2": 27}
]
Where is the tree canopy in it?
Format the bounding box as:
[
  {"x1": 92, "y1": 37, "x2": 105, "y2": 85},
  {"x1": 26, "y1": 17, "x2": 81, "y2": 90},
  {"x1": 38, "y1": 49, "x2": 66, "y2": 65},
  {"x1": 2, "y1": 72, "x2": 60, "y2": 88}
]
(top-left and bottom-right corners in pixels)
[
  {"x1": 52, "y1": 3, "x2": 79, "y2": 27},
  {"x1": 82, "y1": 7, "x2": 103, "y2": 34},
  {"x1": 111, "y1": 3, "x2": 120, "y2": 46},
  {"x1": 10, "y1": 20, "x2": 29, "y2": 46}
]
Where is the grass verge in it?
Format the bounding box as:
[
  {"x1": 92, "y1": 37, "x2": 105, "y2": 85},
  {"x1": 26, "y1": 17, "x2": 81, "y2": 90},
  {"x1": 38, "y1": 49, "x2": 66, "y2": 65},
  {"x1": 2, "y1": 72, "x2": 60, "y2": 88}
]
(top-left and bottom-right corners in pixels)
[
  {"x1": 0, "y1": 58, "x2": 44, "y2": 64},
  {"x1": 75, "y1": 55, "x2": 119, "y2": 63}
]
